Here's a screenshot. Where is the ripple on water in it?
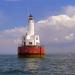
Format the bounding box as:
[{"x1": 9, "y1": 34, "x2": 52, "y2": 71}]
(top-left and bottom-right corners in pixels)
[{"x1": 0, "y1": 55, "x2": 75, "y2": 75}]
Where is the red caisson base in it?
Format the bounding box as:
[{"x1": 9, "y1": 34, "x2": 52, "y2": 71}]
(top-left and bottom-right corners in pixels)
[{"x1": 18, "y1": 45, "x2": 44, "y2": 58}]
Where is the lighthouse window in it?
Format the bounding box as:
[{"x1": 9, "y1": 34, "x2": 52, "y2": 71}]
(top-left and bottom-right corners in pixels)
[
  {"x1": 24, "y1": 37, "x2": 25, "y2": 40},
  {"x1": 36, "y1": 37, "x2": 38, "y2": 40},
  {"x1": 29, "y1": 42, "x2": 32, "y2": 44},
  {"x1": 24, "y1": 42, "x2": 26, "y2": 45}
]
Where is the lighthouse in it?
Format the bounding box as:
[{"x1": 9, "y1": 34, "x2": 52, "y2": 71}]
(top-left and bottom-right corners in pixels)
[
  {"x1": 18, "y1": 14, "x2": 44, "y2": 58},
  {"x1": 28, "y1": 14, "x2": 34, "y2": 36}
]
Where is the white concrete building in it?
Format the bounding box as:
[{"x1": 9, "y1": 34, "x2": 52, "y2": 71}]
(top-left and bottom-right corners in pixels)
[{"x1": 22, "y1": 14, "x2": 40, "y2": 46}]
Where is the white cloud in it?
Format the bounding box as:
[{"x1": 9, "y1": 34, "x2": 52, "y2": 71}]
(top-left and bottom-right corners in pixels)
[
  {"x1": 65, "y1": 33, "x2": 74, "y2": 40},
  {"x1": 62, "y1": 5, "x2": 75, "y2": 16},
  {"x1": 0, "y1": 27, "x2": 26, "y2": 45},
  {"x1": 37, "y1": 14, "x2": 75, "y2": 28},
  {"x1": 35, "y1": 5, "x2": 75, "y2": 44},
  {"x1": 54, "y1": 38, "x2": 58, "y2": 41},
  {"x1": 35, "y1": 15, "x2": 75, "y2": 43}
]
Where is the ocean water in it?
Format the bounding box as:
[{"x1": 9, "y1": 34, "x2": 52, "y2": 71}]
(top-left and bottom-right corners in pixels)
[{"x1": 0, "y1": 54, "x2": 75, "y2": 75}]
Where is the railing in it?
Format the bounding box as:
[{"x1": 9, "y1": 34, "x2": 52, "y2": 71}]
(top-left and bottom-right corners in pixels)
[{"x1": 18, "y1": 43, "x2": 45, "y2": 47}]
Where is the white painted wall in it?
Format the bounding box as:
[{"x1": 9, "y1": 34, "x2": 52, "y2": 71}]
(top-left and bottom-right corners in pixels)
[
  {"x1": 28, "y1": 20, "x2": 34, "y2": 36},
  {"x1": 22, "y1": 15, "x2": 40, "y2": 46}
]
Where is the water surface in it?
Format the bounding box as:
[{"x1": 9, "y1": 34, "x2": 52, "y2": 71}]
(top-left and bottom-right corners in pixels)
[{"x1": 0, "y1": 54, "x2": 75, "y2": 75}]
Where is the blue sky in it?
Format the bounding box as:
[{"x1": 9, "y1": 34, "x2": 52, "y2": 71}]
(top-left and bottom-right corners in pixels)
[
  {"x1": 0, "y1": 0, "x2": 75, "y2": 54},
  {"x1": 0, "y1": 0, "x2": 75, "y2": 30}
]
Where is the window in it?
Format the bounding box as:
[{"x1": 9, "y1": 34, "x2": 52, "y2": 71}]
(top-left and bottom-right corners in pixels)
[
  {"x1": 24, "y1": 42, "x2": 26, "y2": 45},
  {"x1": 29, "y1": 42, "x2": 32, "y2": 44},
  {"x1": 36, "y1": 37, "x2": 38, "y2": 40}
]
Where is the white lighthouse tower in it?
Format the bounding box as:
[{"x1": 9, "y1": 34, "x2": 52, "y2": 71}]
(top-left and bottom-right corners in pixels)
[
  {"x1": 18, "y1": 14, "x2": 44, "y2": 58},
  {"x1": 28, "y1": 14, "x2": 34, "y2": 36},
  {"x1": 22, "y1": 14, "x2": 40, "y2": 46}
]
